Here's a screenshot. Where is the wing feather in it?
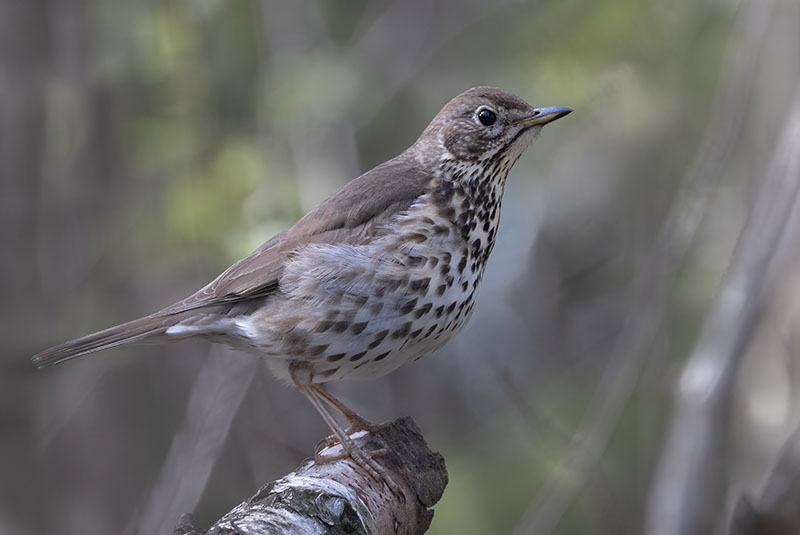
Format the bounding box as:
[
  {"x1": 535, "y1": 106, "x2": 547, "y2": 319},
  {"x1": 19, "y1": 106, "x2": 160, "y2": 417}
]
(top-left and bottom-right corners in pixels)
[{"x1": 156, "y1": 153, "x2": 432, "y2": 316}]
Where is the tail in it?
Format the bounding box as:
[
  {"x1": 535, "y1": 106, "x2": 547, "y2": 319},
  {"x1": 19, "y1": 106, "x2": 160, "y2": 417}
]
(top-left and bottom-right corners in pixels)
[{"x1": 31, "y1": 315, "x2": 174, "y2": 368}]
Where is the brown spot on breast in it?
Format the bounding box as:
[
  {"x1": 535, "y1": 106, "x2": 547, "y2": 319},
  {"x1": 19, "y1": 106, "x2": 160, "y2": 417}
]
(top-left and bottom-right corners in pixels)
[
  {"x1": 285, "y1": 331, "x2": 310, "y2": 354},
  {"x1": 414, "y1": 303, "x2": 433, "y2": 318},
  {"x1": 436, "y1": 284, "x2": 447, "y2": 296},
  {"x1": 351, "y1": 322, "x2": 368, "y2": 335},
  {"x1": 434, "y1": 305, "x2": 445, "y2": 318},
  {"x1": 406, "y1": 232, "x2": 427, "y2": 243},
  {"x1": 309, "y1": 344, "x2": 329, "y2": 356},
  {"x1": 410, "y1": 328, "x2": 423, "y2": 338},
  {"x1": 349, "y1": 350, "x2": 367, "y2": 361},
  {"x1": 275, "y1": 316, "x2": 303, "y2": 332},
  {"x1": 458, "y1": 256, "x2": 467, "y2": 274},
  {"x1": 370, "y1": 302, "x2": 384, "y2": 315},
  {"x1": 374, "y1": 350, "x2": 391, "y2": 362},
  {"x1": 410, "y1": 277, "x2": 431, "y2": 295},
  {"x1": 384, "y1": 275, "x2": 410, "y2": 292},
  {"x1": 428, "y1": 256, "x2": 439, "y2": 268},
  {"x1": 319, "y1": 368, "x2": 338, "y2": 378},
  {"x1": 407, "y1": 255, "x2": 426, "y2": 267},
  {"x1": 351, "y1": 295, "x2": 368, "y2": 307},
  {"x1": 375, "y1": 329, "x2": 389, "y2": 340},
  {"x1": 326, "y1": 353, "x2": 347, "y2": 362},
  {"x1": 434, "y1": 181, "x2": 455, "y2": 204},
  {"x1": 338, "y1": 271, "x2": 357, "y2": 284},
  {"x1": 400, "y1": 298, "x2": 418, "y2": 315},
  {"x1": 368, "y1": 329, "x2": 389, "y2": 349},
  {"x1": 314, "y1": 320, "x2": 333, "y2": 333},
  {"x1": 332, "y1": 321, "x2": 349, "y2": 334},
  {"x1": 391, "y1": 322, "x2": 412, "y2": 339},
  {"x1": 461, "y1": 281, "x2": 468, "y2": 292}
]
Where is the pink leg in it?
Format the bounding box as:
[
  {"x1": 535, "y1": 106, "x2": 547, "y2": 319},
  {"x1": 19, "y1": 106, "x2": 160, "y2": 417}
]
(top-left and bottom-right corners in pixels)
[
  {"x1": 290, "y1": 367, "x2": 401, "y2": 497},
  {"x1": 310, "y1": 384, "x2": 387, "y2": 435}
]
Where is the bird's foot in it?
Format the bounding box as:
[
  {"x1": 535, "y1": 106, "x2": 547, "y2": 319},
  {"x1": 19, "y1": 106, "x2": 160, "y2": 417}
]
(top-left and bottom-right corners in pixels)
[
  {"x1": 344, "y1": 415, "x2": 391, "y2": 436},
  {"x1": 314, "y1": 436, "x2": 402, "y2": 500},
  {"x1": 315, "y1": 416, "x2": 389, "y2": 448}
]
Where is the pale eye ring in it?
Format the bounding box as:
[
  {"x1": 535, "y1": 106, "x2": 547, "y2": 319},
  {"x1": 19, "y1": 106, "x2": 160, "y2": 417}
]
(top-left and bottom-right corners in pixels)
[{"x1": 476, "y1": 107, "x2": 497, "y2": 127}]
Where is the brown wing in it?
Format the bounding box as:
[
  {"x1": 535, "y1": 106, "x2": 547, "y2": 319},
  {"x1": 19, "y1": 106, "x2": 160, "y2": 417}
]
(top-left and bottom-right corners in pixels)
[{"x1": 156, "y1": 152, "x2": 433, "y2": 316}]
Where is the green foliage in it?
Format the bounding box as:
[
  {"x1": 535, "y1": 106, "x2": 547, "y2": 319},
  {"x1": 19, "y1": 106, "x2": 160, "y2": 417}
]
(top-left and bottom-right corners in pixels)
[{"x1": 165, "y1": 140, "x2": 262, "y2": 256}]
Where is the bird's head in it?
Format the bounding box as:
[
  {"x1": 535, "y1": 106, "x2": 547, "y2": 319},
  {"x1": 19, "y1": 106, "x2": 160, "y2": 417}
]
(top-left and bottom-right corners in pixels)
[{"x1": 416, "y1": 86, "x2": 571, "y2": 172}]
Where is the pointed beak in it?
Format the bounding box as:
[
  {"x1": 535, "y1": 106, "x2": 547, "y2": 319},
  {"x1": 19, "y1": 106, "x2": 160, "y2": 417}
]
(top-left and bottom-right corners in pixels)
[{"x1": 517, "y1": 106, "x2": 572, "y2": 127}]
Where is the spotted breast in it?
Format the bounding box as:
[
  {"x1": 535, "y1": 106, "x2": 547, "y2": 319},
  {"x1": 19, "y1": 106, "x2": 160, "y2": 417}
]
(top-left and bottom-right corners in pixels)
[{"x1": 228, "y1": 150, "x2": 508, "y2": 385}]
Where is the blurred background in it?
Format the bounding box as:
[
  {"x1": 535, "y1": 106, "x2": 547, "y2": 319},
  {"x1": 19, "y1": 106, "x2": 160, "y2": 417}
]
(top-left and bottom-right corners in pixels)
[{"x1": 2, "y1": 0, "x2": 800, "y2": 533}]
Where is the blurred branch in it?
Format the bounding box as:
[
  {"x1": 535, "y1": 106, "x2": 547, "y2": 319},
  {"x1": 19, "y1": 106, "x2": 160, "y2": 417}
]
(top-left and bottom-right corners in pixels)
[
  {"x1": 173, "y1": 417, "x2": 447, "y2": 535},
  {"x1": 512, "y1": 1, "x2": 774, "y2": 532},
  {"x1": 730, "y1": 426, "x2": 800, "y2": 535},
  {"x1": 124, "y1": 349, "x2": 259, "y2": 535},
  {"x1": 646, "y1": 81, "x2": 800, "y2": 535}
]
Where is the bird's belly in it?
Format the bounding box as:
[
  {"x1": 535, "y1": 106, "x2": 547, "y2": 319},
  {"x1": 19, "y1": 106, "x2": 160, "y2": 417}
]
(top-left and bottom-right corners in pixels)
[{"x1": 239, "y1": 236, "x2": 482, "y2": 383}]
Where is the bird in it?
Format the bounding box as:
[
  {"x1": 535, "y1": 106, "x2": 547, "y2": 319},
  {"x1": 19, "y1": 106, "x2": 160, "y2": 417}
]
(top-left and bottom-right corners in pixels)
[{"x1": 32, "y1": 86, "x2": 571, "y2": 492}]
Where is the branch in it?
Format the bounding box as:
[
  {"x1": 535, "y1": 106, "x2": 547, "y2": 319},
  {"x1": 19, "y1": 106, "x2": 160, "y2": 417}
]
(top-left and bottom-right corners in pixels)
[
  {"x1": 730, "y1": 427, "x2": 800, "y2": 535},
  {"x1": 645, "y1": 80, "x2": 800, "y2": 535},
  {"x1": 173, "y1": 417, "x2": 447, "y2": 535},
  {"x1": 124, "y1": 350, "x2": 259, "y2": 534}
]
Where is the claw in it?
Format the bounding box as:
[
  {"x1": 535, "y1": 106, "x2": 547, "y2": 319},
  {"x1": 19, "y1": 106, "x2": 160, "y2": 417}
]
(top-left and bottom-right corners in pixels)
[
  {"x1": 344, "y1": 416, "x2": 391, "y2": 436},
  {"x1": 292, "y1": 377, "x2": 405, "y2": 500}
]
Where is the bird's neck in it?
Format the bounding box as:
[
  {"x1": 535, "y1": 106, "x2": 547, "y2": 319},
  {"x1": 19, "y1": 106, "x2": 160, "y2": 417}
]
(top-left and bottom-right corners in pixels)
[{"x1": 426, "y1": 158, "x2": 510, "y2": 263}]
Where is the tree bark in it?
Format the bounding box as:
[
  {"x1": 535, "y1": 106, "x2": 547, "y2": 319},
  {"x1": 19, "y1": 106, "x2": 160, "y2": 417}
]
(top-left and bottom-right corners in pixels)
[
  {"x1": 730, "y1": 427, "x2": 800, "y2": 535},
  {"x1": 173, "y1": 417, "x2": 447, "y2": 535}
]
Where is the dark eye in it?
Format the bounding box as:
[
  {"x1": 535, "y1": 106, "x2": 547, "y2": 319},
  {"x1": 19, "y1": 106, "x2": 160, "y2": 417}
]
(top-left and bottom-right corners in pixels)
[{"x1": 477, "y1": 108, "x2": 497, "y2": 126}]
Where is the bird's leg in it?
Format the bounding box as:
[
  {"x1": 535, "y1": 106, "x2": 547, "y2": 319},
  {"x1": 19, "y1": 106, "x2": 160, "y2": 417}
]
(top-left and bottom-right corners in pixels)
[
  {"x1": 289, "y1": 363, "x2": 401, "y2": 496},
  {"x1": 295, "y1": 381, "x2": 401, "y2": 497},
  {"x1": 310, "y1": 383, "x2": 388, "y2": 435}
]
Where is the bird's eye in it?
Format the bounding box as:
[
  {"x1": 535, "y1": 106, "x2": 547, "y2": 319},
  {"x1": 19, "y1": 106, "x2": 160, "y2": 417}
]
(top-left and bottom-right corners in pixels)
[{"x1": 477, "y1": 108, "x2": 497, "y2": 126}]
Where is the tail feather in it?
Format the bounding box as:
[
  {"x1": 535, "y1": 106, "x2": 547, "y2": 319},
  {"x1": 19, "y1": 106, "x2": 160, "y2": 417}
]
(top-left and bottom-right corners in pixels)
[{"x1": 31, "y1": 315, "x2": 173, "y2": 368}]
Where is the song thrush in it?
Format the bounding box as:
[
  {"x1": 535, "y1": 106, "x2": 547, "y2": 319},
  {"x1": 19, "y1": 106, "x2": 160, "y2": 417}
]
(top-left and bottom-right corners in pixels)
[{"x1": 32, "y1": 86, "x2": 571, "y2": 492}]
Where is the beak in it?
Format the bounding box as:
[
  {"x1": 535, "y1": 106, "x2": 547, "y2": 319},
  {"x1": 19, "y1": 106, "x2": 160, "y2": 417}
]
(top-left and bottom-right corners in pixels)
[{"x1": 517, "y1": 106, "x2": 572, "y2": 127}]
